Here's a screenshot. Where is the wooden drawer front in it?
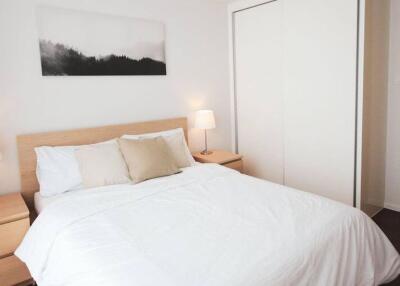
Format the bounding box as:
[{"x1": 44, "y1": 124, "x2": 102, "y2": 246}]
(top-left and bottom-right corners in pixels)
[
  {"x1": 0, "y1": 218, "x2": 29, "y2": 258},
  {"x1": 223, "y1": 160, "x2": 243, "y2": 172},
  {"x1": 0, "y1": 255, "x2": 33, "y2": 286}
]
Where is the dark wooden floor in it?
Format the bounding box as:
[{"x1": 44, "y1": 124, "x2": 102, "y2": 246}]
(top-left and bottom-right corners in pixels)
[{"x1": 373, "y1": 209, "x2": 400, "y2": 286}]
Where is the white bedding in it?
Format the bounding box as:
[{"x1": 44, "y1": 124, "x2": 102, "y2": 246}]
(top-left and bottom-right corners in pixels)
[
  {"x1": 34, "y1": 189, "x2": 88, "y2": 214},
  {"x1": 34, "y1": 192, "x2": 53, "y2": 214},
  {"x1": 17, "y1": 164, "x2": 400, "y2": 286},
  {"x1": 33, "y1": 164, "x2": 202, "y2": 214}
]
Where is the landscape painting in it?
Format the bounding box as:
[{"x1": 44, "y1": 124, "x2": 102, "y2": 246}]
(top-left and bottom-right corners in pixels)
[{"x1": 36, "y1": 6, "x2": 166, "y2": 76}]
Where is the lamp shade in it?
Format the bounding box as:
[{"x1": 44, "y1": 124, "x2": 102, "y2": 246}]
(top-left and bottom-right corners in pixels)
[{"x1": 195, "y1": 110, "x2": 216, "y2": 130}]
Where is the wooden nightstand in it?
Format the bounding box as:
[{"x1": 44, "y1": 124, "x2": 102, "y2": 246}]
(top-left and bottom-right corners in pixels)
[
  {"x1": 0, "y1": 193, "x2": 33, "y2": 286},
  {"x1": 0, "y1": 255, "x2": 33, "y2": 286},
  {"x1": 192, "y1": 150, "x2": 243, "y2": 172}
]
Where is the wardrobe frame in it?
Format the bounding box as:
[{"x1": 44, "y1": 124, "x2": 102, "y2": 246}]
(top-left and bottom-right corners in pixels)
[{"x1": 227, "y1": 0, "x2": 366, "y2": 209}]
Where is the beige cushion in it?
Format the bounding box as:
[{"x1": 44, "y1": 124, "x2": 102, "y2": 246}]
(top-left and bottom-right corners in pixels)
[
  {"x1": 75, "y1": 142, "x2": 130, "y2": 188},
  {"x1": 121, "y1": 128, "x2": 195, "y2": 168},
  {"x1": 118, "y1": 137, "x2": 181, "y2": 183},
  {"x1": 161, "y1": 132, "x2": 193, "y2": 168}
]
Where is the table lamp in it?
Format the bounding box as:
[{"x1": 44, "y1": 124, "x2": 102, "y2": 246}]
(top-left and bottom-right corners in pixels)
[{"x1": 195, "y1": 110, "x2": 216, "y2": 155}]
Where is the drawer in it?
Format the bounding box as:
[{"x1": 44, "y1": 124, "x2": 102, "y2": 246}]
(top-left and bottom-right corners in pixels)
[
  {"x1": 0, "y1": 218, "x2": 29, "y2": 258},
  {"x1": 223, "y1": 160, "x2": 243, "y2": 172},
  {"x1": 0, "y1": 255, "x2": 33, "y2": 286}
]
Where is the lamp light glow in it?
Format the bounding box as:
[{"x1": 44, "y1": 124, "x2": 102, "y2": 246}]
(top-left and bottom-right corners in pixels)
[{"x1": 195, "y1": 110, "x2": 216, "y2": 155}]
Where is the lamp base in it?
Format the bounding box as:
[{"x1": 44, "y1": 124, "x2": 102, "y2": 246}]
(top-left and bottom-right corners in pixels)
[{"x1": 200, "y1": 150, "x2": 213, "y2": 155}]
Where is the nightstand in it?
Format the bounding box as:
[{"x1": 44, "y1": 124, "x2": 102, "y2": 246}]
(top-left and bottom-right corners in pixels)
[
  {"x1": 192, "y1": 150, "x2": 243, "y2": 172},
  {"x1": 0, "y1": 193, "x2": 33, "y2": 286},
  {"x1": 0, "y1": 255, "x2": 33, "y2": 286}
]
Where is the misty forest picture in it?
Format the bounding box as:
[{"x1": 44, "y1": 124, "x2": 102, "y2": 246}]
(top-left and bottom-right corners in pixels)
[{"x1": 37, "y1": 7, "x2": 166, "y2": 76}]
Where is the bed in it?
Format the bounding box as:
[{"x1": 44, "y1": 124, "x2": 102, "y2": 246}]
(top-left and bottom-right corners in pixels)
[{"x1": 15, "y1": 118, "x2": 400, "y2": 286}]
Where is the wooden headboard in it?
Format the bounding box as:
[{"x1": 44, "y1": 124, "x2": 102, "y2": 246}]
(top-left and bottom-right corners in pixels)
[{"x1": 17, "y1": 117, "x2": 188, "y2": 212}]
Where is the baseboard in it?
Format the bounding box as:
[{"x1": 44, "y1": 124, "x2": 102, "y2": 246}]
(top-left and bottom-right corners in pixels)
[
  {"x1": 384, "y1": 202, "x2": 400, "y2": 212},
  {"x1": 370, "y1": 208, "x2": 384, "y2": 218}
]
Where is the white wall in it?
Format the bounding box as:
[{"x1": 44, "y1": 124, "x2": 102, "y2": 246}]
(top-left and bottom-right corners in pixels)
[
  {"x1": 0, "y1": 0, "x2": 231, "y2": 195},
  {"x1": 385, "y1": 0, "x2": 400, "y2": 211}
]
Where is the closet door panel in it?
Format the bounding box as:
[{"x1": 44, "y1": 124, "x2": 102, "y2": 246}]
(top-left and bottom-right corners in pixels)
[
  {"x1": 283, "y1": 0, "x2": 358, "y2": 205},
  {"x1": 234, "y1": 1, "x2": 284, "y2": 183}
]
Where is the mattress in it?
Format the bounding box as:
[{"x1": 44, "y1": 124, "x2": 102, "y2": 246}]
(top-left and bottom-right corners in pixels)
[
  {"x1": 34, "y1": 187, "x2": 123, "y2": 214},
  {"x1": 34, "y1": 192, "x2": 60, "y2": 214},
  {"x1": 17, "y1": 164, "x2": 400, "y2": 286},
  {"x1": 33, "y1": 163, "x2": 201, "y2": 214}
]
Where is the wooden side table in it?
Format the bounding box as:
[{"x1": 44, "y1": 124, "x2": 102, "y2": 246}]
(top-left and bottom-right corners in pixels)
[
  {"x1": 0, "y1": 255, "x2": 34, "y2": 286},
  {"x1": 192, "y1": 150, "x2": 243, "y2": 172},
  {"x1": 0, "y1": 193, "x2": 33, "y2": 285}
]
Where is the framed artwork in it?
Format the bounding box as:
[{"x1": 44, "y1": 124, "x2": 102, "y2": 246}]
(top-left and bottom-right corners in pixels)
[{"x1": 37, "y1": 6, "x2": 166, "y2": 76}]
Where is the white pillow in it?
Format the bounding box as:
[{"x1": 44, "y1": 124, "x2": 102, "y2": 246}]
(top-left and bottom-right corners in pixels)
[
  {"x1": 35, "y1": 140, "x2": 114, "y2": 197},
  {"x1": 75, "y1": 142, "x2": 130, "y2": 188},
  {"x1": 121, "y1": 128, "x2": 195, "y2": 168}
]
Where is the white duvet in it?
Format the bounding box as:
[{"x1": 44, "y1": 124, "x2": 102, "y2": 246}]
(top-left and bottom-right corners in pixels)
[{"x1": 16, "y1": 164, "x2": 400, "y2": 286}]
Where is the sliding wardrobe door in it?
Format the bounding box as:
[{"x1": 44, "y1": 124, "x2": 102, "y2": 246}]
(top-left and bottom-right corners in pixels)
[
  {"x1": 283, "y1": 0, "x2": 359, "y2": 205},
  {"x1": 233, "y1": 1, "x2": 284, "y2": 183}
]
